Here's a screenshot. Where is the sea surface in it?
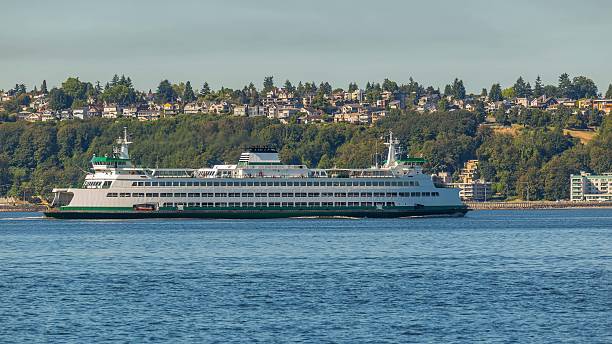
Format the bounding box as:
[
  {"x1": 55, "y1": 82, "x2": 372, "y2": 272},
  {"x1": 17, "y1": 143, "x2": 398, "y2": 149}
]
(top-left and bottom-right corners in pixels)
[{"x1": 0, "y1": 210, "x2": 610, "y2": 343}]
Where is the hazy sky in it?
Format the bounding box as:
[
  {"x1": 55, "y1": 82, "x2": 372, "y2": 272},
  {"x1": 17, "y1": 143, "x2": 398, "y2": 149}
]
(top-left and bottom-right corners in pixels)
[{"x1": 2, "y1": 0, "x2": 611, "y2": 92}]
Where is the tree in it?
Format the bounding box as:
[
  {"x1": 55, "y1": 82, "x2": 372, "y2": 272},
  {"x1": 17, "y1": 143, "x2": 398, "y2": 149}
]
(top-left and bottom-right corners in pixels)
[
  {"x1": 451, "y1": 78, "x2": 466, "y2": 99},
  {"x1": 111, "y1": 74, "x2": 120, "y2": 86},
  {"x1": 156, "y1": 80, "x2": 177, "y2": 103},
  {"x1": 382, "y1": 78, "x2": 398, "y2": 93},
  {"x1": 489, "y1": 83, "x2": 502, "y2": 101},
  {"x1": 533, "y1": 76, "x2": 544, "y2": 97},
  {"x1": 481, "y1": 88, "x2": 487, "y2": 97},
  {"x1": 61, "y1": 77, "x2": 89, "y2": 101},
  {"x1": 318, "y1": 82, "x2": 332, "y2": 96},
  {"x1": 48, "y1": 88, "x2": 72, "y2": 110},
  {"x1": 571, "y1": 76, "x2": 597, "y2": 99},
  {"x1": 444, "y1": 84, "x2": 452, "y2": 96},
  {"x1": 558, "y1": 73, "x2": 572, "y2": 98},
  {"x1": 263, "y1": 76, "x2": 274, "y2": 93},
  {"x1": 283, "y1": 80, "x2": 296, "y2": 93},
  {"x1": 348, "y1": 82, "x2": 359, "y2": 92},
  {"x1": 513, "y1": 77, "x2": 528, "y2": 98},
  {"x1": 40, "y1": 80, "x2": 48, "y2": 94},
  {"x1": 501, "y1": 87, "x2": 516, "y2": 99},
  {"x1": 200, "y1": 82, "x2": 211, "y2": 97},
  {"x1": 183, "y1": 81, "x2": 196, "y2": 103}
]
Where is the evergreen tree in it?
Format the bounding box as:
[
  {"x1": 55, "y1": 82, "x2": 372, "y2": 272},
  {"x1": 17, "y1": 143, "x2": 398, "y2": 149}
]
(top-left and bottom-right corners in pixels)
[
  {"x1": 40, "y1": 80, "x2": 48, "y2": 94},
  {"x1": 183, "y1": 81, "x2": 196, "y2": 103},
  {"x1": 283, "y1": 80, "x2": 296, "y2": 93},
  {"x1": 513, "y1": 77, "x2": 527, "y2": 97},
  {"x1": 451, "y1": 78, "x2": 466, "y2": 99},
  {"x1": 481, "y1": 88, "x2": 487, "y2": 97},
  {"x1": 348, "y1": 82, "x2": 359, "y2": 92},
  {"x1": 533, "y1": 76, "x2": 544, "y2": 97},
  {"x1": 263, "y1": 76, "x2": 274, "y2": 93},
  {"x1": 382, "y1": 78, "x2": 398, "y2": 93},
  {"x1": 319, "y1": 81, "x2": 332, "y2": 96},
  {"x1": 606, "y1": 84, "x2": 612, "y2": 99},
  {"x1": 199, "y1": 82, "x2": 211, "y2": 97},
  {"x1": 111, "y1": 74, "x2": 120, "y2": 86},
  {"x1": 558, "y1": 73, "x2": 572, "y2": 98},
  {"x1": 444, "y1": 84, "x2": 452, "y2": 96},
  {"x1": 489, "y1": 83, "x2": 502, "y2": 101},
  {"x1": 525, "y1": 82, "x2": 533, "y2": 98},
  {"x1": 296, "y1": 82, "x2": 305, "y2": 97}
]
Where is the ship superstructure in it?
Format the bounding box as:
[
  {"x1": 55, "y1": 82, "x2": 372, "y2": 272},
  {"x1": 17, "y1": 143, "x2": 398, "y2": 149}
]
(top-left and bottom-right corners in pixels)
[{"x1": 46, "y1": 129, "x2": 468, "y2": 219}]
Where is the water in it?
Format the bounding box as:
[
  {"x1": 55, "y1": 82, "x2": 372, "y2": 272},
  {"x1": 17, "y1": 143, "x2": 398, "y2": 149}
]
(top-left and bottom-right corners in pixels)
[{"x1": 0, "y1": 210, "x2": 610, "y2": 343}]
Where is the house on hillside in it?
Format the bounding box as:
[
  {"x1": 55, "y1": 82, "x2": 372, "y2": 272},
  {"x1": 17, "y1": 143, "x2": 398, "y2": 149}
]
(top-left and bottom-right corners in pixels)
[
  {"x1": 593, "y1": 99, "x2": 612, "y2": 114},
  {"x1": 103, "y1": 104, "x2": 122, "y2": 118},
  {"x1": 184, "y1": 102, "x2": 202, "y2": 114},
  {"x1": 529, "y1": 96, "x2": 557, "y2": 109}
]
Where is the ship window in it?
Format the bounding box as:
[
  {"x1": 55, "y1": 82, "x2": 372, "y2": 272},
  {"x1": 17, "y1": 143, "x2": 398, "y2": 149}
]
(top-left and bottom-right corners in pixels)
[
  {"x1": 414, "y1": 182, "x2": 420, "y2": 186},
  {"x1": 106, "y1": 193, "x2": 118, "y2": 197},
  {"x1": 119, "y1": 193, "x2": 130, "y2": 197},
  {"x1": 273, "y1": 182, "x2": 280, "y2": 186},
  {"x1": 365, "y1": 181, "x2": 371, "y2": 186},
  {"x1": 151, "y1": 182, "x2": 158, "y2": 186},
  {"x1": 391, "y1": 182, "x2": 397, "y2": 186},
  {"x1": 267, "y1": 182, "x2": 273, "y2": 186},
  {"x1": 144, "y1": 182, "x2": 150, "y2": 186},
  {"x1": 186, "y1": 182, "x2": 193, "y2": 186},
  {"x1": 252, "y1": 182, "x2": 259, "y2": 186},
  {"x1": 132, "y1": 182, "x2": 137, "y2": 186}
]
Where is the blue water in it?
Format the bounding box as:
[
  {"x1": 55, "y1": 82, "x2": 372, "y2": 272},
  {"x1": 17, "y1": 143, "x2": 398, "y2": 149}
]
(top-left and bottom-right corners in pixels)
[{"x1": 0, "y1": 210, "x2": 610, "y2": 343}]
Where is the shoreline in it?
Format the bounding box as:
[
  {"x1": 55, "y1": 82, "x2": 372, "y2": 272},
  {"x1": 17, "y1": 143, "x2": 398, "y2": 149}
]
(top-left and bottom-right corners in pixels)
[{"x1": 466, "y1": 201, "x2": 612, "y2": 210}]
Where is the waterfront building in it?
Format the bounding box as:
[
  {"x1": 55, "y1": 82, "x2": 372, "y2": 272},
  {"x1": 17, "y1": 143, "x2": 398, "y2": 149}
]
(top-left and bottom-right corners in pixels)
[
  {"x1": 449, "y1": 160, "x2": 492, "y2": 202},
  {"x1": 570, "y1": 171, "x2": 612, "y2": 201}
]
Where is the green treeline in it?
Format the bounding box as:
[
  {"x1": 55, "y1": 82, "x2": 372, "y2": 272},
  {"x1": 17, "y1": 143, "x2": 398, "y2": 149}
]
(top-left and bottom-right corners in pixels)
[{"x1": 0, "y1": 110, "x2": 610, "y2": 201}]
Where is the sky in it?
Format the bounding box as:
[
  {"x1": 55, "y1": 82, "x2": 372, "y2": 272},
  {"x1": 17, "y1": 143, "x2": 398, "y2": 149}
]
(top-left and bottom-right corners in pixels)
[{"x1": 1, "y1": 0, "x2": 611, "y2": 93}]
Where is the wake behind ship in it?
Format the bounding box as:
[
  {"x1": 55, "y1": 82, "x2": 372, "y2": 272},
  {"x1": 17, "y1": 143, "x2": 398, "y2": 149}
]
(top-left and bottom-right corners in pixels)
[{"x1": 45, "y1": 129, "x2": 468, "y2": 219}]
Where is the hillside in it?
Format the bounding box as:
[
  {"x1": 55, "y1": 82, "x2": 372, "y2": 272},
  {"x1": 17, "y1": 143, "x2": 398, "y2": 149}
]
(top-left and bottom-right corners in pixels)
[{"x1": 0, "y1": 110, "x2": 610, "y2": 201}]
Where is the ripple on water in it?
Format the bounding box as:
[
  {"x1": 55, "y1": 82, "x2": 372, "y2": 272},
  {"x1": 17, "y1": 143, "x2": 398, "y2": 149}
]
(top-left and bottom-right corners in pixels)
[{"x1": 0, "y1": 209, "x2": 610, "y2": 343}]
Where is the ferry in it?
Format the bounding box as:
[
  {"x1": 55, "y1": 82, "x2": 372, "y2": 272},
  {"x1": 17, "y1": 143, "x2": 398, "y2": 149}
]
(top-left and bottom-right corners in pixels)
[{"x1": 45, "y1": 129, "x2": 469, "y2": 219}]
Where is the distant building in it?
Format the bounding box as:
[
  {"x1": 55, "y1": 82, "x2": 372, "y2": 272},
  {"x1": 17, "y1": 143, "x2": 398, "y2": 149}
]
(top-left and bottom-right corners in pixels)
[
  {"x1": 570, "y1": 172, "x2": 612, "y2": 202},
  {"x1": 184, "y1": 102, "x2": 202, "y2": 114},
  {"x1": 448, "y1": 160, "x2": 492, "y2": 201},
  {"x1": 592, "y1": 99, "x2": 612, "y2": 114},
  {"x1": 103, "y1": 104, "x2": 122, "y2": 118}
]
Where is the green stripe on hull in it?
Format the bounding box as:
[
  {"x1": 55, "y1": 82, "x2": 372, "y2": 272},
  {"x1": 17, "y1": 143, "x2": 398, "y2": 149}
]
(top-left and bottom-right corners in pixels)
[{"x1": 45, "y1": 206, "x2": 469, "y2": 219}]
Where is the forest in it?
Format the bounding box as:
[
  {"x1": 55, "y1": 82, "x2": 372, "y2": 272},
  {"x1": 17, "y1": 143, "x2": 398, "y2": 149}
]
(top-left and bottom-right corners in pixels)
[{"x1": 0, "y1": 110, "x2": 610, "y2": 202}]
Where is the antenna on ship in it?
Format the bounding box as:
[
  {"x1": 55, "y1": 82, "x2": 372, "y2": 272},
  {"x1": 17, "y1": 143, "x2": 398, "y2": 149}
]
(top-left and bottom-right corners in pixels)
[
  {"x1": 384, "y1": 130, "x2": 400, "y2": 168},
  {"x1": 116, "y1": 126, "x2": 132, "y2": 160}
]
